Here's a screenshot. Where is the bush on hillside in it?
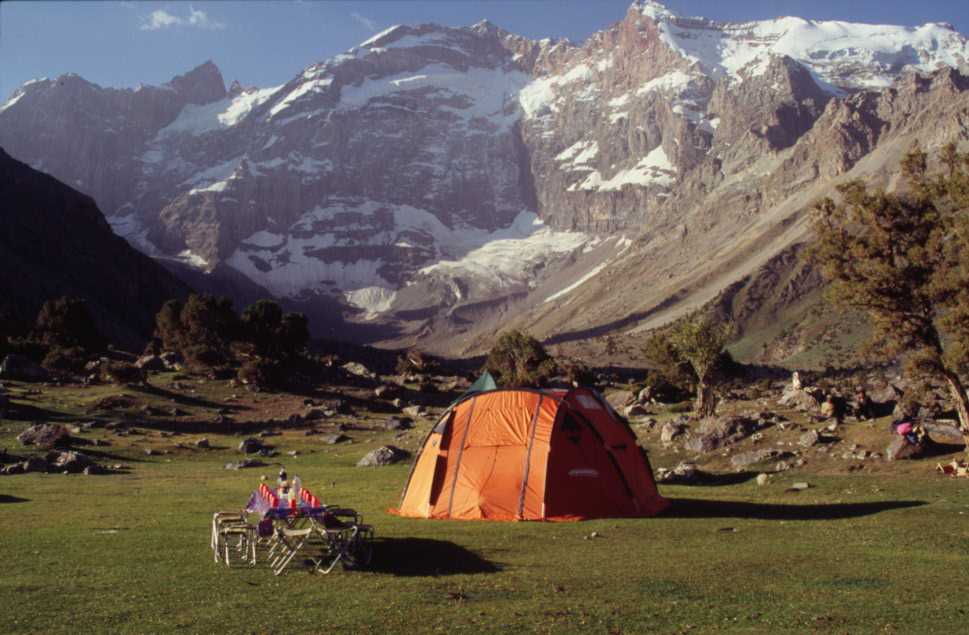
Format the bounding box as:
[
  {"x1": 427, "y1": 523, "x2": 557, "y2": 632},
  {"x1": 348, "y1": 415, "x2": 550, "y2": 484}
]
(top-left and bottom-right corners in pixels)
[
  {"x1": 41, "y1": 345, "x2": 89, "y2": 374},
  {"x1": 485, "y1": 330, "x2": 557, "y2": 388},
  {"x1": 33, "y1": 297, "x2": 106, "y2": 353},
  {"x1": 101, "y1": 361, "x2": 146, "y2": 385}
]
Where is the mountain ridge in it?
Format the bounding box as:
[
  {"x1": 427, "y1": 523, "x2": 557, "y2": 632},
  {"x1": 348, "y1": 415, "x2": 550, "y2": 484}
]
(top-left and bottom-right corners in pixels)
[{"x1": 2, "y1": 1, "x2": 968, "y2": 358}]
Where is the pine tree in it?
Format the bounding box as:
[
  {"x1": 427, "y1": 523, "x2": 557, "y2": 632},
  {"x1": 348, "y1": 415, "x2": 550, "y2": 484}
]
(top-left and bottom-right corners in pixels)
[{"x1": 809, "y1": 143, "x2": 969, "y2": 448}]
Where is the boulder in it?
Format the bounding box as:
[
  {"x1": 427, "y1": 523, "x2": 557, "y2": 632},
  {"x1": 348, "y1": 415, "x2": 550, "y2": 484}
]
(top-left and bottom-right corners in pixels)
[
  {"x1": 384, "y1": 417, "x2": 414, "y2": 431},
  {"x1": 655, "y1": 461, "x2": 700, "y2": 484},
  {"x1": 17, "y1": 423, "x2": 70, "y2": 449},
  {"x1": 159, "y1": 351, "x2": 184, "y2": 370},
  {"x1": 0, "y1": 354, "x2": 49, "y2": 382},
  {"x1": 46, "y1": 450, "x2": 94, "y2": 473},
  {"x1": 624, "y1": 404, "x2": 650, "y2": 418},
  {"x1": 605, "y1": 390, "x2": 635, "y2": 410},
  {"x1": 660, "y1": 421, "x2": 687, "y2": 445},
  {"x1": 342, "y1": 362, "x2": 376, "y2": 380},
  {"x1": 886, "y1": 436, "x2": 925, "y2": 461},
  {"x1": 799, "y1": 430, "x2": 820, "y2": 448},
  {"x1": 225, "y1": 458, "x2": 265, "y2": 470},
  {"x1": 322, "y1": 434, "x2": 351, "y2": 445},
  {"x1": 684, "y1": 416, "x2": 756, "y2": 453},
  {"x1": 730, "y1": 449, "x2": 781, "y2": 469},
  {"x1": 778, "y1": 387, "x2": 822, "y2": 412},
  {"x1": 238, "y1": 438, "x2": 263, "y2": 454},
  {"x1": 923, "y1": 422, "x2": 965, "y2": 445},
  {"x1": 402, "y1": 405, "x2": 425, "y2": 418},
  {"x1": 357, "y1": 445, "x2": 411, "y2": 467}
]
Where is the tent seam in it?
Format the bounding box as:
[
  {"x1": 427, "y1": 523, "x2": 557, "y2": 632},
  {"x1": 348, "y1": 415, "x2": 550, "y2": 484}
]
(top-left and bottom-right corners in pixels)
[
  {"x1": 516, "y1": 395, "x2": 545, "y2": 520},
  {"x1": 446, "y1": 395, "x2": 477, "y2": 517}
]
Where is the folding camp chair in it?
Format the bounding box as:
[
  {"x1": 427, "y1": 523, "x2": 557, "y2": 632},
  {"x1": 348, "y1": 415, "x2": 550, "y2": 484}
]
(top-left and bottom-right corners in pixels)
[
  {"x1": 312, "y1": 508, "x2": 374, "y2": 574},
  {"x1": 269, "y1": 526, "x2": 315, "y2": 576},
  {"x1": 211, "y1": 511, "x2": 255, "y2": 567}
]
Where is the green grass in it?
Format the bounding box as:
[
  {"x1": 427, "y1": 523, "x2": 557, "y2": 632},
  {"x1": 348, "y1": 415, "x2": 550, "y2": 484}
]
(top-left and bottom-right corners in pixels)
[{"x1": 3, "y1": 381, "x2": 969, "y2": 633}]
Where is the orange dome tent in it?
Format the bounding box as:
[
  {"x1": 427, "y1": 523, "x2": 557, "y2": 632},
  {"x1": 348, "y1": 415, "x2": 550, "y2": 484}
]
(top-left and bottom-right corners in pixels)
[{"x1": 393, "y1": 387, "x2": 669, "y2": 521}]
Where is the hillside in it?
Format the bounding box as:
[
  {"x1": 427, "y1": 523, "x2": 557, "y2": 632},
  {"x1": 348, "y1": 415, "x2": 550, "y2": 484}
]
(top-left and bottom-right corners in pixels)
[{"x1": 0, "y1": 147, "x2": 190, "y2": 347}]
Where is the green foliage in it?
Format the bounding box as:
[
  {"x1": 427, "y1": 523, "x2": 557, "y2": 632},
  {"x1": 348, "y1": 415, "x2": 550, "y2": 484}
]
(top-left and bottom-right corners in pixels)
[
  {"x1": 41, "y1": 346, "x2": 89, "y2": 374},
  {"x1": 154, "y1": 294, "x2": 239, "y2": 369},
  {"x1": 240, "y1": 299, "x2": 309, "y2": 360},
  {"x1": 559, "y1": 357, "x2": 595, "y2": 387},
  {"x1": 809, "y1": 143, "x2": 969, "y2": 433},
  {"x1": 100, "y1": 361, "x2": 146, "y2": 385},
  {"x1": 642, "y1": 333, "x2": 695, "y2": 390},
  {"x1": 485, "y1": 330, "x2": 557, "y2": 387},
  {"x1": 236, "y1": 358, "x2": 280, "y2": 391},
  {"x1": 643, "y1": 312, "x2": 733, "y2": 416},
  {"x1": 32, "y1": 297, "x2": 106, "y2": 352},
  {"x1": 669, "y1": 312, "x2": 733, "y2": 385}
]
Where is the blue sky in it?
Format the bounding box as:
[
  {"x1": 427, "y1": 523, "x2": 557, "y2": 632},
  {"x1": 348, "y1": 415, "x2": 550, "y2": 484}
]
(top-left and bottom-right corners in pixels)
[{"x1": 2, "y1": 1, "x2": 967, "y2": 99}]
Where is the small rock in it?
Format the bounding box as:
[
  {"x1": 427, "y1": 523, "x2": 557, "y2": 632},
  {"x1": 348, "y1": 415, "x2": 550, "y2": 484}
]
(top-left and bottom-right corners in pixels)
[
  {"x1": 799, "y1": 430, "x2": 820, "y2": 448},
  {"x1": 287, "y1": 450, "x2": 299, "y2": 457},
  {"x1": 756, "y1": 473, "x2": 769, "y2": 486},
  {"x1": 384, "y1": 417, "x2": 414, "y2": 431},
  {"x1": 342, "y1": 361, "x2": 376, "y2": 380},
  {"x1": 402, "y1": 405, "x2": 425, "y2": 418},
  {"x1": 624, "y1": 404, "x2": 650, "y2": 418},
  {"x1": 322, "y1": 434, "x2": 351, "y2": 445},
  {"x1": 791, "y1": 482, "x2": 810, "y2": 491},
  {"x1": 357, "y1": 445, "x2": 411, "y2": 467},
  {"x1": 195, "y1": 438, "x2": 210, "y2": 449},
  {"x1": 238, "y1": 438, "x2": 263, "y2": 454},
  {"x1": 224, "y1": 458, "x2": 265, "y2": 470}
]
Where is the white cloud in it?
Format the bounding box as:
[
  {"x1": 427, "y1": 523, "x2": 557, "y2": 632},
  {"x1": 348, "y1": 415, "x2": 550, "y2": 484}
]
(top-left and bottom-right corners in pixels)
[
  {"x1": 188, "y1": 6, "x2": 225, "y2": 30},
  {"x1": 140, "y1": 6, "x2": 225, "y2": 31},
  {"x1": 350, "y1": 12, "x2": 377, "y2": 32},
  {"x1": 141, "y1": 9, "x2": 181, "y2": 30}
]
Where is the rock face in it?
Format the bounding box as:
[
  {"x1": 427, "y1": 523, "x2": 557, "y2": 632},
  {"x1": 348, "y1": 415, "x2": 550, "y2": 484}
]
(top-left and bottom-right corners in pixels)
[{"x1": 2, "y1": 3, "x2": 968, "y2": 351}]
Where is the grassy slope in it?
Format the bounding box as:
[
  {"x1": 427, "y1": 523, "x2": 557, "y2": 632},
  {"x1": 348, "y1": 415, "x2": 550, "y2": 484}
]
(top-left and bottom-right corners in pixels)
[{"x1": 2, "y1": 377, "x2": 968, "y2": 634}]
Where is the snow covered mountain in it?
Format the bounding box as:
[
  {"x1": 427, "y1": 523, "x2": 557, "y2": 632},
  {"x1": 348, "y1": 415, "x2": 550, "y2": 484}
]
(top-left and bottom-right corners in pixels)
[{"x1": 2, "y1": 1, "x2": 968, "y2": 354}]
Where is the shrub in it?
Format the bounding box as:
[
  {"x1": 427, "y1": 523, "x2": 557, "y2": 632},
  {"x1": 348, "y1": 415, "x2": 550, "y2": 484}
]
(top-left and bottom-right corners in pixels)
[
  {"x1": 240, "y1": 299, "x2": 308, "y2": 360},
  {"x1": 485, "y1": 330, "x2": 557, "y2": 387},
  {"x1": 237, "y1": 358, "x2": 279, "y2": 391},
  {"x1": 101, "y1": 361, "x2": 146, "y2": 385},
  {"x1": 41, "y1": 346, "x2": 89, "y2": 374},
  {"x1": 33, "y1": 297, "x2": 106, "y2": 352}
]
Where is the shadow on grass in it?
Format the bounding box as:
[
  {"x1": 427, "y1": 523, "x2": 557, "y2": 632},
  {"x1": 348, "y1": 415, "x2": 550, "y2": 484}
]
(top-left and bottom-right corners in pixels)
[
  {"x1": 130, "y1": 383, "x2": 248, "y2": 413},
  {"x1": 920, "y1": 442, "x2": 966, "y2": 459},
  {"x1": 367, "y1": 538, "x2": 502, "y2": 576},
  {"x1": 665, "y1": 498, "x2": 926, "y2": 521},
  {"x1": 0, "y1": 494, "x2": 29, "y2": 504},
  {"x1": 4, "y1": 402, "x2": 73, "y2": 422}
]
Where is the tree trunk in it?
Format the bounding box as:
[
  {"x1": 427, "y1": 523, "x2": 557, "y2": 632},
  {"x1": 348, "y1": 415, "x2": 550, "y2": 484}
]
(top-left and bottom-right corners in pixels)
[
  {"x1": 941, "y1": 368, "x2": 969, "y2": 453},
  {"x1": 695, "y1": 380, "x2": 717, "y2": 418}
]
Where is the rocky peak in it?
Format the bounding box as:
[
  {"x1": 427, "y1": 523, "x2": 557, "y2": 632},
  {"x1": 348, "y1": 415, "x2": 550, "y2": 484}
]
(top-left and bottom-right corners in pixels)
[{"x1": 166, "y1": 60, "x2": 226, "y2": 105}]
